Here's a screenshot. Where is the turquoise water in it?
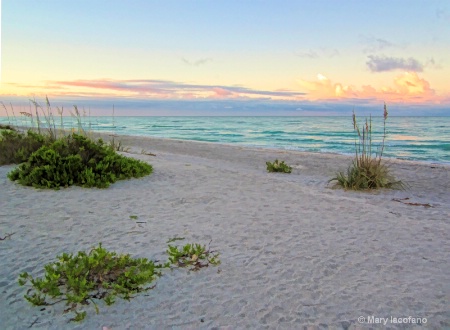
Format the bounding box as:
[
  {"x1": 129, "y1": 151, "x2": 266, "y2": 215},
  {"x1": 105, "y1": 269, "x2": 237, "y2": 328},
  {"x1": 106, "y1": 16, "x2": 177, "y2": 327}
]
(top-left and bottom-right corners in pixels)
[{"x1": 1, "y1": 116, "x2": 449, "y2": 164}]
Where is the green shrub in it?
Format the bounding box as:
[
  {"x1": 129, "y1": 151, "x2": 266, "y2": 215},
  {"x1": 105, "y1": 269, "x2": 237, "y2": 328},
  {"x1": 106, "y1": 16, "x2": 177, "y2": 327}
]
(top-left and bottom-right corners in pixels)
[
  {"x1": 19, "y1": 241, "x2": 220, "y2": 321},
  {"x1": 266, "y1": 159, "x2": 292, "y2": 173},
  {"x1": 8, "y1": 134, "x2": 152, "y2": 189},
  {"x1": 330, "y1": 104, "x2": 403, "y2": 190},
  {"x1": 18, "y1": 243, "x2": 162, "y2": 322},
  {"x1": 0, "y1": 129, "x2": 48, "y2": 165}
]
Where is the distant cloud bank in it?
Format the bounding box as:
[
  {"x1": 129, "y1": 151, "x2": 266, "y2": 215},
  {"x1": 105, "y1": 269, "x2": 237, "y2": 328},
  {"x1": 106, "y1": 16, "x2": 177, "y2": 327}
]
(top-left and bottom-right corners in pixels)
[
  {"x1": 1, "y1": 96, "x2": 448, "y2": 117},
  {"x1": 1, "y1": 73, "x2": 449, "y2": 117},
  {"x1": 46, "y1": 79, "x2": 305, "y2": 100},
  {"x1": 366, "y1": 55, "x2": 424, "y2": 72}
]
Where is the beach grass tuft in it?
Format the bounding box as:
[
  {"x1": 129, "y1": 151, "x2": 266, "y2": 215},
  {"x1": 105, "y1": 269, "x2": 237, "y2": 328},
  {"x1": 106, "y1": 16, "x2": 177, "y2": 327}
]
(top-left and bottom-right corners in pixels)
[
  {"x1": 266, "y1": 159, "x2": 292, "y2": 173},
  {"x1": 330, "y1": 104, "x2": 403, "y2": 190},
  {"x1": 109, "y1": 136, "x2": 130, "y2": 152}
]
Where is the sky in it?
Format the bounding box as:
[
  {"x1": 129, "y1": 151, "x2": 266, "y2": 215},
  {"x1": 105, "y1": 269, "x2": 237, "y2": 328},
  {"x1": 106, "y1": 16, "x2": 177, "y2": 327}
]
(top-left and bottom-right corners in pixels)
[{"x1": 1, "y1": 0, "x2": 450, "y2": 116}]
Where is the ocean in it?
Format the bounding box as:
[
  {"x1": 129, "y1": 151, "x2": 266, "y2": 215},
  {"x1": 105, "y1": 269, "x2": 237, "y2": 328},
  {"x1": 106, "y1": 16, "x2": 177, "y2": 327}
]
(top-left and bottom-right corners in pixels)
[{"x1": 1, "y1": 116, "x2": 449, "y2": 164}]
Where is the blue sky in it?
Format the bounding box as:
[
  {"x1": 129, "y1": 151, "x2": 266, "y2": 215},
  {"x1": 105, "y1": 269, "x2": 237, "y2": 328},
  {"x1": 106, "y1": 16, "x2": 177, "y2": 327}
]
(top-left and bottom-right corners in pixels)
[{"x1": 1, "y1": 0, "x2": 450, "y2": 115}]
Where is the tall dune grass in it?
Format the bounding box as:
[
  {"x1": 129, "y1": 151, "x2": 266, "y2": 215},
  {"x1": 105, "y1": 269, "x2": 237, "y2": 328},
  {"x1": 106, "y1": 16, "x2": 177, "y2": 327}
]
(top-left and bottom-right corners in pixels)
[{"x1": 330, "y1": 103, "x2": 403, "y2": 190}]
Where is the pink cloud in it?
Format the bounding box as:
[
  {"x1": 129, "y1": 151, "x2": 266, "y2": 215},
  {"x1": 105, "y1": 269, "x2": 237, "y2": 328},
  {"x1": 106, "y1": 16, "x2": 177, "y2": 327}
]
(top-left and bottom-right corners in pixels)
[
  {"x1": 51, "y1": 79, "x2": 164, "y2": 95},
  {"x1": 2, "y1": 79, "x2": 302, "y2": 101},
  {"x1": 212, "y1": 87, "x2": 234, "y2": 97}
]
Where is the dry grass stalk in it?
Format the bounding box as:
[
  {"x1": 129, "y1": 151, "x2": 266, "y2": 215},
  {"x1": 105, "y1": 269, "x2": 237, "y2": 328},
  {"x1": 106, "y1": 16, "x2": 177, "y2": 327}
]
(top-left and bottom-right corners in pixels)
[{"x1": 331, "y1": 103, "x2": 403, "y2": 190}]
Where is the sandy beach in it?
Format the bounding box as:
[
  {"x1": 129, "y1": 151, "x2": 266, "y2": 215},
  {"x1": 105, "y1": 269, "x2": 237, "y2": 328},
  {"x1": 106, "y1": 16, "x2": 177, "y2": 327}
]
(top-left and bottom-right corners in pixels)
[{"x1": 1, "y1": 134, "x2": 449, "y2": 329}]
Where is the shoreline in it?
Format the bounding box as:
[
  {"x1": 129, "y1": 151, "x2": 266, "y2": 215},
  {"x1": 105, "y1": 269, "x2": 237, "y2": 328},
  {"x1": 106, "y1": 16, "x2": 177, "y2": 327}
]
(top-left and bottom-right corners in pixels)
[
  {"x1": 93, "y1": 130, "x2": 450, "y2": 168},
  {"x1": 1, "y1": 131, "x2": 449, "y2": 328},
  {"x1": 103, "y1": 131, "x2": 450, "y2": 168},
  {"x1": 3, "y1": 118, "x2": 450, "y2": 165}
]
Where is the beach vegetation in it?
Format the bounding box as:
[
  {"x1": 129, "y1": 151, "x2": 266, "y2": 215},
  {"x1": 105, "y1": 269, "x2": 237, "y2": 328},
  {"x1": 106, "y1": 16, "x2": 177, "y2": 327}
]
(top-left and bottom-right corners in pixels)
[
  {"x1": 109, "y1": 135, "x2": 130, "y2": 152},
  {"x1": 8, "y1": 133, "x2": 152, "y2": 189},
  {"x1": 266, "y1": 159, "x2": 292, "y2": 173},
  {"x1": 167, "y1": 242, "x2": 220, "y2": 270},
  {"x1": 1, "y1": 98, "x2": 152, "y2": 189},
  {"x1": 0, "y1": 129, "x2": 49, "y2": 165},
  {"x1": 19, "y1": 241, "x2": 220, "y2": 322},
  {"x1": 166, "y1": 236, "x2": 185, "y2": 243},
  {"x1": 330, "y1": 104, "x2": 403, "y2": 190},
  {"x1": 18, "y1": 243, "x2": 162, "y2": 322}
]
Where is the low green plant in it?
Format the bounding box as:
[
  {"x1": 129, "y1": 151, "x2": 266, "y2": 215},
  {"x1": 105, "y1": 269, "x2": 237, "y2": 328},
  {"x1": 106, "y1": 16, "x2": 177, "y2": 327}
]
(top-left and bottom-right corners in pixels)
[
  {"x1": 19, "y1": 241, "x2": 220, "y2": 322},
  {"x1": 0, "y1": 129, "x2": 49, "y2": 165},
  {"x1": 266, "y1": 159, "x2": 292, "y2": 173},
  {"x1": 330, "y1": 104, "x2": 403, "y2": 190},
  {"x1": 167, "y1": 242, "x2": 220, "y2": 270},
  {"x1": 18, "y1": 243, "x2": 162, "y2": 322},
  {"x1": 8, "y1": 134, "x2": 152, "y2": 189},
  {"x1": 166, "y1": 236, "x2": 185, "y2": 243}
]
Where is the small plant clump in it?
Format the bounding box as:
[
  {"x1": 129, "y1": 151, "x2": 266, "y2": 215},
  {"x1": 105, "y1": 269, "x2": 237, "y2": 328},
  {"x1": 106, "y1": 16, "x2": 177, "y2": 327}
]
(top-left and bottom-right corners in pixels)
[
  {"x1": 7, "y1": 134, "x2": 152, "y2": 189},
  {"x1": 167, "y1": 242, "x2": 220, "y2": 271},
  {"x1": 266, "y1": 159, "x2": 292, "y2": 173},
  {"x1": 19, "y1": 243, "x2": 162, "y2": 322},
  {"x1": 109, "y1": 136, "x2": 130, "y2": 152},
  {"x1": 19, "y1": 241, "x2": 220, "y2": 322},
  {"x1": 330, "y1": 104, "x2": 403, "y2": 190}
]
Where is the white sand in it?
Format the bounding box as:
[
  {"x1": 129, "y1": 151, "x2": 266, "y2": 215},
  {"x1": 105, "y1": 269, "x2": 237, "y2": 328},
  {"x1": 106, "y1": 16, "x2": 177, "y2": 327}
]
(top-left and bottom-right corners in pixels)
[{"x1": 1, "y1": 134, "x2": 449, "y2": 329}]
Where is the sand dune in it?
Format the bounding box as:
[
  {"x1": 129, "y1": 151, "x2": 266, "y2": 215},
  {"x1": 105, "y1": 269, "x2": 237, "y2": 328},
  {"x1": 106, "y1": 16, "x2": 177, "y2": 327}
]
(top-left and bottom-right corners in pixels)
[{"x1": 1, "y1": 134, "x2": 449, "y2": 329}]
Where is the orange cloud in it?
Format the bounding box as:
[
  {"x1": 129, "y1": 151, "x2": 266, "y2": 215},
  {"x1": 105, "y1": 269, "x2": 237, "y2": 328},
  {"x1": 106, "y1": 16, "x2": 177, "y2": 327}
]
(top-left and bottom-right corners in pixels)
[
  {"x1": 297, "y1": 72, "x2": 446, "y2": 104},
  {"x1": 297, "y1": 74, "x2": 358, "y2": 100},
  {"x1": 392, "y1": 72, "x2": 433, "y2": 95}
]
